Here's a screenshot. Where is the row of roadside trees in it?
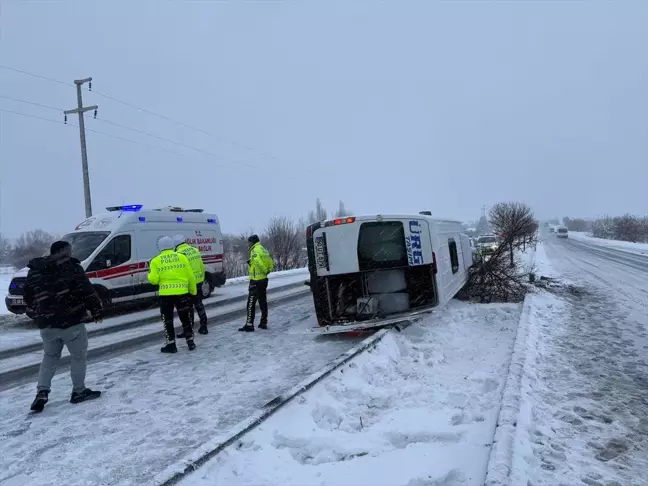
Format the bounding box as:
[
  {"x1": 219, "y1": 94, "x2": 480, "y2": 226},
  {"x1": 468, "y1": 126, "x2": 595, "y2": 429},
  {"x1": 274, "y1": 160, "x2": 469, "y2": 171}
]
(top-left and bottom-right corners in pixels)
[
  {"x1": 223, "y1": 198, "x2": 352, "y2": 278},
  {"x1": 563, "y1": 214, "x2": 648, "y2": 243}
]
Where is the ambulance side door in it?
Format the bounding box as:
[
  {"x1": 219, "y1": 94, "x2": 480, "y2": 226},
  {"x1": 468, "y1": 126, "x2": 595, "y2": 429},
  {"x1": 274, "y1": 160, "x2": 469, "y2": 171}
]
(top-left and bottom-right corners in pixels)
[{"x1": 86, "y1": 234, "x2": 135, "y2": 303}]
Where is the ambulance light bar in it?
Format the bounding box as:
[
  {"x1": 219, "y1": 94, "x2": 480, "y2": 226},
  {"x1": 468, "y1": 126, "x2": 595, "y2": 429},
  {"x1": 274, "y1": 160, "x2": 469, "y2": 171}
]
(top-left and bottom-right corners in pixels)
[
  {"x1": 152, "y1": 206, "x2": 204, "y2": 213},
  {"x1": 106, "y1": 204, "x2": 143, "y2": 212}
]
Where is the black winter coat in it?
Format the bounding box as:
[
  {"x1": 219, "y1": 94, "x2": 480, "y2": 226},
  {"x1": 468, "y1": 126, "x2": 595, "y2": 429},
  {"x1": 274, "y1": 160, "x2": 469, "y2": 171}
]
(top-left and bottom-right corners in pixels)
[{"x1": 23, "y1": 255, "x2": 102, "y2": 329}]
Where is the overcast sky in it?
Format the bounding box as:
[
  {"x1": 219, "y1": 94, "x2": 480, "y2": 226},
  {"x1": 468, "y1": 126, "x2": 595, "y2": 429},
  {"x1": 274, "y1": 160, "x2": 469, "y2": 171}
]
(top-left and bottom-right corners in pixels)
[{"x1": 1, "y1": 0, "x2": 647, "y2": 238}]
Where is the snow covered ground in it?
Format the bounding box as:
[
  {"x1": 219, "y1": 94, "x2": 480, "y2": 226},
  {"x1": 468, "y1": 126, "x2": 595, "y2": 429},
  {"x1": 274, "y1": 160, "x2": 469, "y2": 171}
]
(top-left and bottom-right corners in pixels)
[
  {"x1": 569, "y1": 231, "x2": 648, "y2": 256},
  {"x1": 4, "y1": 238, "x2": 646, "y2": 486},
  {"x1": 225, "y1": 267, "x2": 308, "y2": 286},
  {"x1": 0, "y1": 296, "x2": 365, "y2": 486},
  {"x1": 177, "y1": 301, "x2": 523, "y2": 486},
  {"x1": 0, "y1": 268, "x2": 309, "y2": 353},
  {"x1": 489, "y1": 239, "x2": 648, "y2": 486}
]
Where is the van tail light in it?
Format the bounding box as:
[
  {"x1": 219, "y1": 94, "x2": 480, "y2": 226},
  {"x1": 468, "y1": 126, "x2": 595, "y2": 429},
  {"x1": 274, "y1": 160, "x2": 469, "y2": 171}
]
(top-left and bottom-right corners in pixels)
[
  {"x1": 306, "y1": 226, "x2": 312, "y2": 238},
  {"x1": 326, "y1": 216, "x2": 355, "y2": 227},
  {"x1": 432, "y1": 252, "x2": 437, "y2": 274}
]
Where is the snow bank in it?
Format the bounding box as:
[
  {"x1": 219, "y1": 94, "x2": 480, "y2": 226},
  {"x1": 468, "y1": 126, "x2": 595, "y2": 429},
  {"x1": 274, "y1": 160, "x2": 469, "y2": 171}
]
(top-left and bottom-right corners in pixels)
[
  {"x1": 533, "y1": 241, "x2": 564, "y2": 281},
  {"x1": 225, "y1": 267, "x2": 308, "y2": 286},
  {"x1": 179, "y1": 300, "x2": 522, "y2": 486},
  {"x1": 570, "y1": 232, "x2": 648, "y2": 256},
  {"x1": 516, "y1": 246, "x2": 536, "y2": 274}
]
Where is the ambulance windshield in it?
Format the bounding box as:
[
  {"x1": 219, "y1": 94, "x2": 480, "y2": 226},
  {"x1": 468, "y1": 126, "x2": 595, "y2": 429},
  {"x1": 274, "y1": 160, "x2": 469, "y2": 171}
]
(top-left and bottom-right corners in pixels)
[{"x1": 61, "y1": 232, "x2": 111, "y2": 262}]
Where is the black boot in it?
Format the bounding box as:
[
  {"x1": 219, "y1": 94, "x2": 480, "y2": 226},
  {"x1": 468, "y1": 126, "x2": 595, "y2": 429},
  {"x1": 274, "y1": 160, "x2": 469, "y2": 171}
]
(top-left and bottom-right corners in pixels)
[
  {"x1": 70, "y1": 388, "x2": 101, "y2": 404},
  {"x1": 161, "y1": 342, "x2": 178, "y2": 353},
  {"x1": 258, "y1": 323, "x2": 268, "y2": 330},
  {"x1": 177, "y1": 323, "x2": 195, "y2": 339},
  {"x1": 187, "y1": 339, "x2": 196, "y2": 351},
  {"x1": 238, "y1": 324, "x2": 255, "y2": 332},
  {"x1": 30, "y1": 390, "x2": 49, "y2": 412},
  {"x1": 198, "y1": 325, "x2": 208, "y2": 335}
]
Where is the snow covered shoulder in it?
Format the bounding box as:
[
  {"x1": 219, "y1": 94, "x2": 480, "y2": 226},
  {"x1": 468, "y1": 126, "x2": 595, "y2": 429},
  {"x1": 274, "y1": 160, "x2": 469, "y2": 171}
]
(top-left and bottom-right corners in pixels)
[
  {"x1": 487, "y1": 241, "x2": 648, "y2": 486},
  {"x1": 177, "y1": 300, "x2": 522, "y2": 486}
]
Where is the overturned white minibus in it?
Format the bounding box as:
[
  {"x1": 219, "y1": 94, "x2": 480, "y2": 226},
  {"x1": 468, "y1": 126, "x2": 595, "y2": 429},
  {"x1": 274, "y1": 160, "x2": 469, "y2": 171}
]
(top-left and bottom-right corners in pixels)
[{"x1": 305, "y1": 213, "x2": 473, "y2": 332}]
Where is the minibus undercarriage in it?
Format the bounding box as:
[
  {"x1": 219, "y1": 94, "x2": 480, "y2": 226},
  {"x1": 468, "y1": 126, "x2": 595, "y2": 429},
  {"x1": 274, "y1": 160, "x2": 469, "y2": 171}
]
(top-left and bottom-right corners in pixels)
[{"x1": 317, "y1": 265, "x2": 438, "y2": 325}]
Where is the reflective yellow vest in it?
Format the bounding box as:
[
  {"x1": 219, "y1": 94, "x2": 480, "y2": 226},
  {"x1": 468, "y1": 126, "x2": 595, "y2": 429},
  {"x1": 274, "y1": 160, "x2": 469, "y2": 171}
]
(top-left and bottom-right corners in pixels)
[
  {"x1": 248, "y1": 242, "x2": 274, "y2": 281},
  {"x1": 147, "y1": 249, "x2": 197, "y2": 296},
  {"x1": 176, "y1": 242, "x2": 205, "y2": 283}
]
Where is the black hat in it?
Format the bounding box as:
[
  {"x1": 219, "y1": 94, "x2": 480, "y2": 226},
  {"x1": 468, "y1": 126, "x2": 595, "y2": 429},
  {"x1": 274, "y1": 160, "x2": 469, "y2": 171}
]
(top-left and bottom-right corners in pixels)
[{"x1": 248, "y1": 234, "x2": 260, "y2": 244}]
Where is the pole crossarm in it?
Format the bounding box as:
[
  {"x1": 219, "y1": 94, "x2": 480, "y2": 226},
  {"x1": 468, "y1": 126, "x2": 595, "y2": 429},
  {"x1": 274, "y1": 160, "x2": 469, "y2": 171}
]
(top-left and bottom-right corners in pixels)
[{"x1": 64, "y1": 105, "x2": 98, "y2": 115}]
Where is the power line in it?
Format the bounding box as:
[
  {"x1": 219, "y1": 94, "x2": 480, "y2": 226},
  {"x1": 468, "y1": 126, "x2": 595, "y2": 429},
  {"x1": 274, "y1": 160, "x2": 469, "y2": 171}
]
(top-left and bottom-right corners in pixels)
[
  {"x1": 0, "y1": 65, "x2": 73, "y2": 87},
  {"x1": 0, "y1": 107, "x2": 67, "y2": 126},
  {"x1": 0, "y1": 90, "x2": 272, "y2": 173},
  {"x1": 0, "y1": 107, "x2": 295, "y2": 179},
  {"x1": 0, "y1": 94, "x2": 63, "y2": 112},
  {"x1": 93, "y1": 116, "x2": 261, "y2": 172},
  {"x1": 88, "y1": 87, "x2": 291, "y2": 168},
  {"x1": 0, "y1": 107, "x2": 217, "y2": 162},
  {"x1": 0, "y1": 64, "x2": 292, "y2": 168}
]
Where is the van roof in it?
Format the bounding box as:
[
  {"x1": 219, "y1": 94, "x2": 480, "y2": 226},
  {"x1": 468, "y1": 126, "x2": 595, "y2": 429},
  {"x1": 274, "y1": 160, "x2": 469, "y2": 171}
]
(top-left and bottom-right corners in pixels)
[
  {"x1": 346, "y1": 214, "x2": 463, "y2": 225},
  {"x1": 72, "y1": 208, "x2": 220, "y2": 233}
]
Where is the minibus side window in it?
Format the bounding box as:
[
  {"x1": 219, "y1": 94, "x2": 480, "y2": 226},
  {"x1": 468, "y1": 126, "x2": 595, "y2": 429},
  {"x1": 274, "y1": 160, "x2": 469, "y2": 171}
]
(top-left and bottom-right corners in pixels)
[
  {"x1": 87, "y1": 235, "x2": 132, "y2": 271},
  {"x1": 448, "y1": 238, "x2": 459, "y2": 274}
]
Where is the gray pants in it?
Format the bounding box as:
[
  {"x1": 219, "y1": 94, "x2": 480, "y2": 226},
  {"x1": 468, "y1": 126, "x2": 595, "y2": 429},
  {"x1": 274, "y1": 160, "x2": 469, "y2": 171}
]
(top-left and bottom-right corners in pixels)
[{"x1": 38, "y1": 324, "x2": 88, "y2": 394}]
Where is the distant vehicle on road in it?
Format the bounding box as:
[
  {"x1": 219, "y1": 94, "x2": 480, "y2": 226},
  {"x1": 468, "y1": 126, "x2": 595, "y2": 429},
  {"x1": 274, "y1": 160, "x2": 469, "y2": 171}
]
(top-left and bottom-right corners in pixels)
[
  {"x1": 5, "y1": 205, "x2": 226, "y2": 316},
  {"x1": 475, "y1": 234, "x2": 500, "y2": 255},
  {"x1": 556, "y1": 226, "x2": 569, "y2": 238}
]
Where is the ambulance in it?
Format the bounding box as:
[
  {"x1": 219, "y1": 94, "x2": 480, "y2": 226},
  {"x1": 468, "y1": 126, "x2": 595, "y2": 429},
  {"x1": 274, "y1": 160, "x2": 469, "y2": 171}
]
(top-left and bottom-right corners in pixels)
[{"x1": 5, "y1": 205, "x2": 226, "y2": 315}]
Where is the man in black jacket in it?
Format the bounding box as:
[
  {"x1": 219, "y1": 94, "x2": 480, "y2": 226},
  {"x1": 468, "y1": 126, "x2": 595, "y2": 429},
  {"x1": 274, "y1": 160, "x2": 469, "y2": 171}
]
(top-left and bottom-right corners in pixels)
[{"x1": 24, "y1": 240, "x2": 103, "y2": 412}]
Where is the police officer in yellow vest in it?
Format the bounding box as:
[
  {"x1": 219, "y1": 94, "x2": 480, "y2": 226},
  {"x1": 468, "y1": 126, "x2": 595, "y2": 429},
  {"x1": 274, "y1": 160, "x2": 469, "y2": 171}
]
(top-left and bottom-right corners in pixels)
[
  {"x1": 147, "y1": 236, "x2": 197, "y2": 353},
  {"x1": 239, "y1": 235, "x2": 274, "y2": 332},
  {"x1": 173, "y1": 234, "x2": 209, "y2": 336}
]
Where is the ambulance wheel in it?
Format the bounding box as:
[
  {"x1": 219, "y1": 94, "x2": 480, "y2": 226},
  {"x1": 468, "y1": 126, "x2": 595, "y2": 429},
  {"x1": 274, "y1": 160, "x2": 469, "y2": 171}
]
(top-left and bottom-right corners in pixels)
[{"x1": 201, "y1": 279, "x2": 213, "y2": 299}]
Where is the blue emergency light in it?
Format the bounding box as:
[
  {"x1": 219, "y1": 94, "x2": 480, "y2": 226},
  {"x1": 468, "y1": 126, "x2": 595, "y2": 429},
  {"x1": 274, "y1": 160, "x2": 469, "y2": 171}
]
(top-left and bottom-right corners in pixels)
[
  {"x1": 207, "y1": 218, "x2": 216, "y2": 224},
  {"x1": 106, "y1": 204, "x2": 143, "y2": 212},
  {"x1": 139, "y1": 217, "x2": 146, "y2": 222},
  {"x1": 122, "y1": 204, "x2": 143, "y2": 212},
  {"x1": 177, "y1": 217, "x2": 183, "y2": 222}
]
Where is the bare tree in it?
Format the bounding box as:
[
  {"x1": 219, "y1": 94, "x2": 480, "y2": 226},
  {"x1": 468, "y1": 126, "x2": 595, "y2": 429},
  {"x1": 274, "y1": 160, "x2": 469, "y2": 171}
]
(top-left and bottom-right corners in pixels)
[
  {"x1": 221, "y1": 233, "x2": 249, "y2": 277},
  {"x1": 9, "y1": 229, "x2": 55, "y2": 269},
  {"x1": 614, "y1": 214, "x2": 644, "y2": 242},
  {"x1": 463, "y1": 242, "x2": 529, "y2": 303},
  {"x1": 591, "y1": 214, "x2": 648, "y2": 243},
  {"x1": 489, "y1": 202, "x2": 538, "y2": 267},
  {"x1": 308, "y1": 198, "x2": 328, "y2": 223},
  {"x1": 262, "y1": 216, "x2": 302, "y2": 271},
  {"x1": 563, "y1": 217, "x2": 591, "y2": 233},
  {"x1": 334, "y1": 200, "x2": 351, "y2": 218},
  {"x1": 0, "y1": 233, "x2": 11, "y2": 265},
  {"x1": 462, "y1": 202, "x2": 537, "y2": 303}
]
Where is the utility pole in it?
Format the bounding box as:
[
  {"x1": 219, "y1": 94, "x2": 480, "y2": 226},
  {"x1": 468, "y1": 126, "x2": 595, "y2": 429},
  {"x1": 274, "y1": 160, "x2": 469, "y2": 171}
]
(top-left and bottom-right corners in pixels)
[{"x1": 64, "y1": 78, "x2": 98, "y2": 218}]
